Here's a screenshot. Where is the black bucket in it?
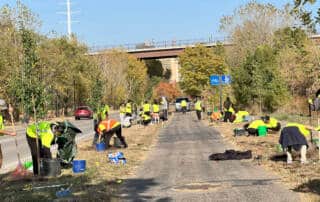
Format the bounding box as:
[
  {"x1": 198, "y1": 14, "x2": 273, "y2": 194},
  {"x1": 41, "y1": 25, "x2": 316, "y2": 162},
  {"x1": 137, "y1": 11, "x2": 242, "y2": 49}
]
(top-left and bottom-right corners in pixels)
[{"x1": 40, "y1": 158, "x2": 61, "y2": 177}]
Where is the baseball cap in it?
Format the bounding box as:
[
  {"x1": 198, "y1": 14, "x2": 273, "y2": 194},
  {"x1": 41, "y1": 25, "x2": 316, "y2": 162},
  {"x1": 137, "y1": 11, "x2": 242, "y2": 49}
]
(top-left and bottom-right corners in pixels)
[{"x1": 0, "y1": 99, "x2": 7, "y2": 110}]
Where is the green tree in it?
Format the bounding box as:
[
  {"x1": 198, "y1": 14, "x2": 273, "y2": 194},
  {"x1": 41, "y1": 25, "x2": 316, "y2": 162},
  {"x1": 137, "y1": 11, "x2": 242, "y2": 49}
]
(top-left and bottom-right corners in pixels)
[
  {"x1": 232, "y1": 45, "x2": 288, "y2": 112},
  {"x1": 88, "y1": 78, "x2": 103, "y2": 111},
  {"x1": 19, "y1": 28, "x2": 47, "y2": 117},
  {"x1": 95, "y1": 50, "x2": 148, "y2": 107},
  {"x1": 0, "y1": 2, "x2": 41, "y2": 118},
  {"x1": 293, "y1": 0, "x2": 318, "y2": 30},
  {"x1": 38, "y1": 36, "x2": 96, "y2": 115},
  {"x1": 179, "y1": 44, "x2": 226, "y2": 96},
  {"x1": 273, "y1": 27, "x2": 317, "y2": 96},
  {"x1": 126, "y1": 55, "x2": 148, "y2": 104},
  {"x1": 220, "y1": 1, "x2": 302, "y2": 68},
  {"x1": 96, "y1": 50, "x2": 129, "y2": 107},
  {"x1": 0, "y1": 5, "x2": 22, "y2": 105},
  {"x1": 145, "y1": 76, "x2": 162, "y2": 100},
  {"x1": 0, "y1": 2, "x2": 101, "y2": 118},
  {"x1": 145, "y1": 59, "x2": 164, "y2": 78}
]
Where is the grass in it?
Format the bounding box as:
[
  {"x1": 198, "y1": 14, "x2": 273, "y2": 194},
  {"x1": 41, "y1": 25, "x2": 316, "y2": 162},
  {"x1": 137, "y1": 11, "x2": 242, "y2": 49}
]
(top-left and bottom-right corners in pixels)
[{"x1": 0, "y1": 121, "x2": 163, "y2": 202}]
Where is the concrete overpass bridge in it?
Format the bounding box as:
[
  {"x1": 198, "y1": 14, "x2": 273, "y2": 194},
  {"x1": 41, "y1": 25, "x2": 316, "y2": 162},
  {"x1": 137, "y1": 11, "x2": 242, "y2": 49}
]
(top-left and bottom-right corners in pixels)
[
  {"x1": 89, "y1": 37, "x2": 231, "y2": 82},
  {"x1": 89, "y1": 34, "x2": 320, "y2": 82},
  {"x1": 90, "y1": 37, "x2": 231, "y2": 59}
]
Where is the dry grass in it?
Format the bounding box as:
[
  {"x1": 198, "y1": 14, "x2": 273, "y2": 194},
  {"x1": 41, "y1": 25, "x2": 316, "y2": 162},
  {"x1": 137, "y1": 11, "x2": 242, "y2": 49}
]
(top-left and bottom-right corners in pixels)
[
  {"x1": 208, "y1": 120, "x2": 320, "y2": 202},
  {"x1": 0, "y1": 121, "x2": 163, "y2": 201}
]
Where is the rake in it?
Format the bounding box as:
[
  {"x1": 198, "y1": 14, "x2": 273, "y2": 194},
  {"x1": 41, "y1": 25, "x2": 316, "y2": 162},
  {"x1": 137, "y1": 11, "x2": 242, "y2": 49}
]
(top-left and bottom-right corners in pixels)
[{"x1": 9, "y1": 104, "x2": 29, "y2": 178}]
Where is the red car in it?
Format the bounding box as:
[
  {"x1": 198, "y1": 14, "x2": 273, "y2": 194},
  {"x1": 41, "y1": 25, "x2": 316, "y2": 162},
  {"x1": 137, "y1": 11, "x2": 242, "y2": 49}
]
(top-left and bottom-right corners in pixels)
[{"x1": 74, "y1": 106, "x2": 93, "y2": 120}]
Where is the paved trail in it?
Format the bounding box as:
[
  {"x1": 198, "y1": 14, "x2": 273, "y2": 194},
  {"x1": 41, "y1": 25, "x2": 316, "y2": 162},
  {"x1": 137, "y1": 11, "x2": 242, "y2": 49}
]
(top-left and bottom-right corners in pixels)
[{"x1": 120, "y1": 112, "x2": 300, "y2": 202}]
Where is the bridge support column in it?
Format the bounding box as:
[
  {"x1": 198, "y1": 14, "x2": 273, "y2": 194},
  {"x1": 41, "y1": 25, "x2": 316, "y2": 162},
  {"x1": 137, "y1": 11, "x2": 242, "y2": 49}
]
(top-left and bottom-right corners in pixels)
[{"x1": 158, "y1": 58, "x2": 180, "y2": 83}]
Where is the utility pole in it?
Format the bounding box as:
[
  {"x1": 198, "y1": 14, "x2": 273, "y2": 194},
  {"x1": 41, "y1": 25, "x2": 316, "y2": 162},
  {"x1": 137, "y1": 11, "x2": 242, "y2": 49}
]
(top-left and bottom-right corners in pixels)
[
  {"x1": 58, "y1": 0, "x2": 78, "y2": 40},
  {"x1": 66, "y1": 0, "x2": 72, "y2": 40}
]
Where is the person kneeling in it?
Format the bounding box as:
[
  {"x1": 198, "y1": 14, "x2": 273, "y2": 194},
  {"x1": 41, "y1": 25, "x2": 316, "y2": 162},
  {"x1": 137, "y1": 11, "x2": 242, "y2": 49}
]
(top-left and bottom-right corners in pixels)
[
  {"x1": 264, "y1": 116, "x2": 281, "y2": 132},
  {"x1": 243, "y1": 119, "x2": 267, "y2": 136},
  {"x1": 279, "y1": 123, "x2": 311, "y2": 164},
  {"x1": 97, "y1": 112, "x2": 127, "y2": 149},
  {"x1": 142, "y1": 113, "x2": 152, "y2": 126}
]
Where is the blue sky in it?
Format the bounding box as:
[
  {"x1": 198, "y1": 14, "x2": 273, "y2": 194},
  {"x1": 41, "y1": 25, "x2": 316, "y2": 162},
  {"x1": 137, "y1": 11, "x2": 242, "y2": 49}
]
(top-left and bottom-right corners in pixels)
[{"x1": 1, "y1": 0, "x2": 319, "y2": 47}]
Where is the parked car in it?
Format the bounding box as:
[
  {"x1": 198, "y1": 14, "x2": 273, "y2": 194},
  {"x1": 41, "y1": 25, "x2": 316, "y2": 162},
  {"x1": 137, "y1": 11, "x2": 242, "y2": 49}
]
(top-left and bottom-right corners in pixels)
[
  {"x1": 175, "y1": 97, "x2": 191, "y2": 112},
  {"x1": 74, "y1": 106, "x2": 93, "y2": 120}
]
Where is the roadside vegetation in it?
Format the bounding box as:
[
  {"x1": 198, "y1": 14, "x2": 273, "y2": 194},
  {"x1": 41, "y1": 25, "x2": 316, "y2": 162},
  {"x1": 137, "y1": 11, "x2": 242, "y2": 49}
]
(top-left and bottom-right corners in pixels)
[{"x1": 179, "y1": 1, "x2": 320, "y2": 116}]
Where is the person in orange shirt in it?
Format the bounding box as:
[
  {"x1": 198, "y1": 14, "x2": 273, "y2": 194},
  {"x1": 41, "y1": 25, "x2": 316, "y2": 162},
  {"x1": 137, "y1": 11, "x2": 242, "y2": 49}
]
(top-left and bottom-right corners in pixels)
[
  {"x1": 210, "y1": 107, "x2": 222, "y2": 123},
  {"x1": 97, "y1": 112, "x2": 127, "y2": 148}
]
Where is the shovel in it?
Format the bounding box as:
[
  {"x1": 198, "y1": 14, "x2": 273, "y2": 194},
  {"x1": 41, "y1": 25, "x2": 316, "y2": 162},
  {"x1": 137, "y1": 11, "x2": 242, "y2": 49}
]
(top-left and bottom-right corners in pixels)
[
  {"x1": 31, "y1": 94, "x2": 41, "y2": 176},
  {"x1": 98, "y1": 134, "x2": 101, "y2": 144}
]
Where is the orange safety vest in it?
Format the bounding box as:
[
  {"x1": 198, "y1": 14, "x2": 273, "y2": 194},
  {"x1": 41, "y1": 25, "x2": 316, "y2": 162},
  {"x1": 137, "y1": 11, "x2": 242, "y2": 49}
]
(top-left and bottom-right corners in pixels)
[{"x1": 98, "y1": 120, "x2": 120, "y2": 134}]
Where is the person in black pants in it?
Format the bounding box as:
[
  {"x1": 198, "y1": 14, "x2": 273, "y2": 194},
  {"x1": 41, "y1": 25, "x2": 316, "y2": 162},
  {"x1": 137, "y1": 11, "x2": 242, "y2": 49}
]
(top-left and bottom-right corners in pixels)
[
  {"x1": 223, "y1": 97, "x2": 234, "y2": 122},
  {"x1": 97, "y1": 112, "x2": 128, "y2": 148},
  {"x1": 26, "y1": 122, "x2": 63, "y2": 175}
]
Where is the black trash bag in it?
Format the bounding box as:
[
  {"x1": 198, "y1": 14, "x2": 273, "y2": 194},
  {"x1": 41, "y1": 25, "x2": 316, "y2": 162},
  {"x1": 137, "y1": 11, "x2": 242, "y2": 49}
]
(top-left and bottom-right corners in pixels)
[
  {"x1": 316, "y1": 89, "x2": 320, "y2": 98},
  {"x1": 56, "y1": 121, "x2": 82, "y2": 168},
  {"x1": 314, "y1": 98, "x2": 320, "y2": 111},
  {"x1": 209, "y1": 150, "x2": 252, "y2": 161}
]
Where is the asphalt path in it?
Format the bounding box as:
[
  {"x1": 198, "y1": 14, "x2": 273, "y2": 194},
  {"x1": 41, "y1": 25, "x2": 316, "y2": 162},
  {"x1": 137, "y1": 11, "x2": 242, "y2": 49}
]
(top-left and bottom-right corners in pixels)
[
  {"x1": 120, "y1": 112, "x2": 300, "y2": 202},
  {"x1": 0, "y1": 112, "x2": 119, "y2": 173}
]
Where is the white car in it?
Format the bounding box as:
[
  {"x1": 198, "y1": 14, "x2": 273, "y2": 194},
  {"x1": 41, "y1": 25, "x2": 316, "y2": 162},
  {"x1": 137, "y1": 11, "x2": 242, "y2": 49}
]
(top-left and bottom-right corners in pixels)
[{"x1": 175, "y1": 97, "x2": 191, "y2": 112}]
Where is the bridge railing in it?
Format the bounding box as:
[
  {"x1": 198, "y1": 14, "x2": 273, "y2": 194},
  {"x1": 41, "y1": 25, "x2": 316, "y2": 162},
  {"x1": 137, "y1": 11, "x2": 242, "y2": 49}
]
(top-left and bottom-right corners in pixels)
[{"x1": 89, "y1": 36, "x2": 230, "y2": 53}]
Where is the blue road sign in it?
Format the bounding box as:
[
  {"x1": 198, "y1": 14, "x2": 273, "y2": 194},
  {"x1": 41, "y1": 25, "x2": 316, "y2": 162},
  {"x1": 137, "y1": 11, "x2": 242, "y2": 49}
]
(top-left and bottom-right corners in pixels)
[
  {"x1": 210, "y1": 75, "x2": 220, "y2": 86},
  {"x1": 221, "y1": 75, "x2": 231, "y2": 85}
]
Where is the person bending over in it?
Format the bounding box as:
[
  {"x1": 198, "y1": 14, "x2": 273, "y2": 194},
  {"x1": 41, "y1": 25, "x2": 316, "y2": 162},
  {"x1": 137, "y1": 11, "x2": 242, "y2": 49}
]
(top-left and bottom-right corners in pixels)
[{"x1": 97, "y1": 112, "x2": 127, "y2": 149}]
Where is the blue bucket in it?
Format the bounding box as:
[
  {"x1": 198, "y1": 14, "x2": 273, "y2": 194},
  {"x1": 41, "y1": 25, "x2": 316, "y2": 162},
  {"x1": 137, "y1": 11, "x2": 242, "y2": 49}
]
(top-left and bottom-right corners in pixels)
[
  {"x1": 96, "y1": 142, "x2": 106, "y2": 152},
  {"x1": 72, "y1": 160, "x2": 86, "y2": 173}
]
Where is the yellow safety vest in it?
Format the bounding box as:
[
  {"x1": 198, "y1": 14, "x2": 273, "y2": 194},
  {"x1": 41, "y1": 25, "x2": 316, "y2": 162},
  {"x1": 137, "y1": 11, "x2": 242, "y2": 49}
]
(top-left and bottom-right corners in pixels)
[
  {"x1": 195, "y1": 101, "x2": 202, "y2": 111},
  {"x1": 181, "y1": 100, "x2": 187, "y2": 107},
  {"x1": 308, "y1": 98, "x2": 313, "y2": 104},
  {"x1": 26, "y1": 122, "x2": 54, "y2": 148},
  {"x1": 120, "y1": 106, "x2": 126, "y2": 115},
  {"x1": 126, "y1": 103, "x2": 132, "y2": 113},
  {"x1": 100, "y1": 105, "x2": 109, "y2": 120},
  {"x1": 233, "y1": 111, "x2": 249, "y2": 123},
  {"x1": 224, "y1": 106, "x2": 235, "y2": 113},
  {"x1": 143, "y1": 103, "x2": 151, "y2": 112},
  {"x1": 248, "y1": 120, "x2": 266, "y2": 129},
  {"x1": 142, "y1": 114, "x2": 151, "y2": 121},
  {"x1": 0, "y1": 115, "x2": 4, "y2": 130},
  {"x1": 98, "y1": 119, "x2": 120, "y2": 133},
  {"x1": 286, "y1": 123, "x2": 310, "y2": 137},
  {"x1": 266, "y1": 117, "x2": 278, "y2": 128},
  {"x1": 152, "y1": 104, "x2": 160, "y2": 113}
]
